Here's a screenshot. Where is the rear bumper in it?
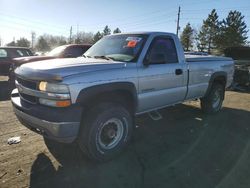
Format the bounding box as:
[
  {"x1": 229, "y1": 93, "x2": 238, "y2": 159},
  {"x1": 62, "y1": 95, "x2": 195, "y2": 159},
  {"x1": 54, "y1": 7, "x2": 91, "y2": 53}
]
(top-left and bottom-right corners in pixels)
[{"x1": 11, "y1": 89, "x2": 82, "y2": 143}]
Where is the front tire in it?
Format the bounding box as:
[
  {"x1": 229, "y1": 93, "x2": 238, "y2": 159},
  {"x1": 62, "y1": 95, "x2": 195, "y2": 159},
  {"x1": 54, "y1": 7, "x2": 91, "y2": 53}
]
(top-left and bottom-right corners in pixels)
[
  {"x1": 78, "y1": 103, "x2": 133, "y2": 162},
  {"x1": 201, "y1": 83, "x2": 225, "y2": 114}
]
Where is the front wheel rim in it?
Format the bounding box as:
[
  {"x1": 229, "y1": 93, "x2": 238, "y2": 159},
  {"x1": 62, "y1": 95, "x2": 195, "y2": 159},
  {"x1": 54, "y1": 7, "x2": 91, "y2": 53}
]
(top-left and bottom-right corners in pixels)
[
  {"x1": 97, "y1": 118, "x2": 125, "y2": 150},
  {"x1": 212, "y1": 89, "x2": 221, "y2": 109}
]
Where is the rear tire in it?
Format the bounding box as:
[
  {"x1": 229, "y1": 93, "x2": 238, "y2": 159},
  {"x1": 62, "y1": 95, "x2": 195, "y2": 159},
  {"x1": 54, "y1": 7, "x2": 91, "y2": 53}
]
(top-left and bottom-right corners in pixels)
[
  {"x1": 201, "y1": 83, "x2": 225, "y2": 114},
  {"x1": 78, "y1": 103, "x2": 133, "y2": 162}
]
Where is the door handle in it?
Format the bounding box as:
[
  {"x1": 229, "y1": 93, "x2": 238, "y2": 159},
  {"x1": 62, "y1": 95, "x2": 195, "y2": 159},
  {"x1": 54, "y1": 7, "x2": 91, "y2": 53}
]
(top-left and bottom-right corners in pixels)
[{"x1": 175, "y1": 69, "x2": 183, "y2": 75}]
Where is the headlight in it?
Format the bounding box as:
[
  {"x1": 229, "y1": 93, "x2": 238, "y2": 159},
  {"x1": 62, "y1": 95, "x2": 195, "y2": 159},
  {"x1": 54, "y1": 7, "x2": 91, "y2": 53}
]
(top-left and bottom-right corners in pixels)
[
  {"x1": 38, "y1": 81, "x2": 71, "y2": 107},
  {"x1": 39, "y1": 81, "x2": 69, "y2": 93}
]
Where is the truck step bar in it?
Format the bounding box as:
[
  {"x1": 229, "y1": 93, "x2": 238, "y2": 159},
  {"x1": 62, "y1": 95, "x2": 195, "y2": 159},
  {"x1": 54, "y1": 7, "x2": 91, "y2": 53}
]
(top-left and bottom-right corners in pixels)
[{"x1": 148, "y1": 110, "x2": 162, "y2": 121}]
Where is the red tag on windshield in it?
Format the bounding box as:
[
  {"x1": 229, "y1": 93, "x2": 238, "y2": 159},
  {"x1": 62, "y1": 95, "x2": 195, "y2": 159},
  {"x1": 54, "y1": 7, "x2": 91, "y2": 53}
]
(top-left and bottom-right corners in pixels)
[{"x1": 127, "y1": 40, "x2": 137, "y2": 48}]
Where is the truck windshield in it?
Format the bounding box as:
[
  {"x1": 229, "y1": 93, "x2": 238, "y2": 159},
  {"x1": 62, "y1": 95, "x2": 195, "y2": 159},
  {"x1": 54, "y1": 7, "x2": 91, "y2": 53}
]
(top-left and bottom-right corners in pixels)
[{"x1": 84, "y1": 34, "x2": 147, "y2": 62}]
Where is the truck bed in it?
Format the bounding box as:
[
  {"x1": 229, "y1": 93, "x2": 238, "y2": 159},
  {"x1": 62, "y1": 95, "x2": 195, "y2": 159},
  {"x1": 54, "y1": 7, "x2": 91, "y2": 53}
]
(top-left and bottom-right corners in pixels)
[{"x1": 185, "y1": 55, "x2": 232, "y2": 62}]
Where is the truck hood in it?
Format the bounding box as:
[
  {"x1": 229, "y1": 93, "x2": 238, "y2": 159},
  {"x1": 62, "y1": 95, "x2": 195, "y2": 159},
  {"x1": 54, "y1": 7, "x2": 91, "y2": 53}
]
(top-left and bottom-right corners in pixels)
[
  {"x1": 15, "y1": 57, "x2": 126, "y2": 81},
  {"x1": 13, "y1": 56, "x2": 57, "y2": 66}
]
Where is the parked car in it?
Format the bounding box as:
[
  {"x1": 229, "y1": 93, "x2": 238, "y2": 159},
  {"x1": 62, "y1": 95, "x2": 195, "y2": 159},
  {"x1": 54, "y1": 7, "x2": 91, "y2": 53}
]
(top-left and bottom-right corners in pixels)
[
  {"x1": 0, "y1": 47, "x2": 33, "y2": 76},
  {"x1": 224, "y1": 46, "x2": 250, "y2": 88},
  {"x1": 184, "y1": 51, "x2": 209, "y2": 56},
  {"x1": 9, "y1": 44, "x2": 92, "y2": 81},
  {"x1": 11, "y1": 32, "x2": 234, "y2": 162}
]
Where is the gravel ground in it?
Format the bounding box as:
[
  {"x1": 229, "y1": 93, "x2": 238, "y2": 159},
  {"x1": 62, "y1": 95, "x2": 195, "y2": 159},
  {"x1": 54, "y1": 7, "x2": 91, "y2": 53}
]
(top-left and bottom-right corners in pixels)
[{"x1": 0, "y1": 76, "x2": 250, "y2": 188}]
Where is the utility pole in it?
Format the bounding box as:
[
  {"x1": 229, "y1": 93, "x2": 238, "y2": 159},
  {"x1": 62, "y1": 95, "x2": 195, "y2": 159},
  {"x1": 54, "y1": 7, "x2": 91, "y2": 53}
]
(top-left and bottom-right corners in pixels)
[
  {"x1": 31, "y1": 31, "x2": 36, "y2": 49},
  {"x1": 69, "y1": 26, "x2": 72, "y2": 44},
  {"x1": 176, "y1": 6, "x2": 181, "y2": 37},
  {"x1": 76, "y1": 24, "x2": 79, "y2": 44}
]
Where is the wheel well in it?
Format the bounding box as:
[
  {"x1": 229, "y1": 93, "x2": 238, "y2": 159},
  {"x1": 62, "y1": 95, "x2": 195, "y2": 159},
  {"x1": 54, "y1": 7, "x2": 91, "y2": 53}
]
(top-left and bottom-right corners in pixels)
[
  {"x1": 204, "y1": 74, "x2": 227, "y2": 98},
  {"x1": 82, "y1": 90, "x2": 136, "y2": 115},
  {"x1": 208, "y1": 75, "x2": 226, "y2": 100},
  {"x1": 213, "y1": 76, "x2": 226, "y2": 87}
]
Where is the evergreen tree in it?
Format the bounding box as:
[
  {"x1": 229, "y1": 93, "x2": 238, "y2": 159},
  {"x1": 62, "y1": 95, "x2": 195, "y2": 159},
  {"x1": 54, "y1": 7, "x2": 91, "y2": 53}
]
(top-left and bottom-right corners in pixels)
[
  {"x1": 215, "y1": 10, "x2": 248, "y2": 53},
  {"x1": 93, "y1": 31, "x2": 103, "y2": 43},
  {"x1": 196, "y1": 29, "x2": 207, "y2": 52},
  {"x1": 180, "y1": 23, "x2": 194, "y2": 51},
  {"x1": 197, "y1": 9, "x2": 219, "y2": 53},
  {"x1": 113, "y1": 28, "x2": 121, "y2": 34},
  {"x1": 102, "y1": 25, "x2": 111, "y2": 36}
]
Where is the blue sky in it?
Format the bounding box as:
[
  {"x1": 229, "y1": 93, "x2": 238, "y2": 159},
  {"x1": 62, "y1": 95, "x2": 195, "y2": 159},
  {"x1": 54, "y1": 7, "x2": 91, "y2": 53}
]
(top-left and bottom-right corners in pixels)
[{"x1": 0, "y1": 0, "x2": 250, "y2": 45}]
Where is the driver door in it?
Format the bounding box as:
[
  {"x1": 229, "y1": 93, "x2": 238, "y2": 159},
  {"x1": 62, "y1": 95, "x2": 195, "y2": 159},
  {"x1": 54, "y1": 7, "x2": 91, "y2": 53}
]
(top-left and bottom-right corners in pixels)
[{"x1": 137, "y1": 36, "x2": 187, "y2": 112}]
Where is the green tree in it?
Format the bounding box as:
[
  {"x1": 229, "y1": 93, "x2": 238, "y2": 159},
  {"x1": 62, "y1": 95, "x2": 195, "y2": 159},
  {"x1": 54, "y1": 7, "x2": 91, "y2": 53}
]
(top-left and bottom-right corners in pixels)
[
  {"x1": 196, "y1": 29, "x2": 207, "y2": 52},
  {"x1": 197, "y1": 9, "x2": 220, "y2": 53},
  {"x1": 180, "y1": 23, "x2": 194, "y2": 51},
  {"x1": 16, "y1": 37, "x2": 31, "y2": 47},
  {"x1": 35, "y1": 36, "x2": 50, "y2": 52},
  {"x1": 93, "y1": 31, "x2": 103, "y2": 43},
  {"x1": 113, "y1": 28, "x2": 121, "y2": 34},
  {"x1": 102, "y1": 25, "x2": 111, "y2": 36},
  {"x1": 215, "y1": 10, "x2": 248, "y2": 53}
]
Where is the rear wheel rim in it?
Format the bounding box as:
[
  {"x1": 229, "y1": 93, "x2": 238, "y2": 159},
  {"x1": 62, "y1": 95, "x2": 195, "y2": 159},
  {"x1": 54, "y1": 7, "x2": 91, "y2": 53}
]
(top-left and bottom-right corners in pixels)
[{"x1": 98, "y1": 118, "x2": 125, "y2": 150}]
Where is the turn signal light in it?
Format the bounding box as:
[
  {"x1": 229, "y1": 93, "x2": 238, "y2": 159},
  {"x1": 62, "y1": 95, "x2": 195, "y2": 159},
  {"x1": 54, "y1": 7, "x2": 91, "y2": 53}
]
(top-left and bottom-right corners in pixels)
[{"x1": 56, "y1": 100, "x2": 71, "y2": 107}]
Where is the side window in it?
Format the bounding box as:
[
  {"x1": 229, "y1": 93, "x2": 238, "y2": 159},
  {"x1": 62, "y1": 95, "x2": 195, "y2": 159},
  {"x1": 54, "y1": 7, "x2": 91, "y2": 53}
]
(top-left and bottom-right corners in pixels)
[
  {"x1": 64, "y1": 47, "x2": 84, "y2": 57},
  {"x1": 16, "y1": 50, "x2": 24, "y2": 57},
  {"x1": 0, "y1": 49, "x2": 8, "y2": 58},
  {"x1": 21, "y1": 49, "x2": 33, "y2": 56},
  {"x1": 26, "y1": 50, "x2": 34, "y2": 56},
  {"x1": 147, "y1": 37, "x2": 178, "y2": 64}
]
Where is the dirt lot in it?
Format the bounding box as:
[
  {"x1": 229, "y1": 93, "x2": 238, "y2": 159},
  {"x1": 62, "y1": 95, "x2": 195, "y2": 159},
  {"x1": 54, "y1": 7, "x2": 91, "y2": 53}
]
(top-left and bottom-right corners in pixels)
[{"x1": 0, "y1": 76, "x2": 250, "y2": 188}]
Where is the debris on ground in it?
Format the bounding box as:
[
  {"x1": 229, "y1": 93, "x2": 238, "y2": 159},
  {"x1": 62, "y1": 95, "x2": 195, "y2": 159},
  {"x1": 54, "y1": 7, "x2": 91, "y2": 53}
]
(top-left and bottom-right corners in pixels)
[
  {"x1": 16, "y1": 169, "x2": 23, "y2": 175},
  {"x1": 7, "y1": 136, "x2": 21, "y2": 145},
  {"x1": 0, "y1": 172, "x2": 7, "y2": 179}
]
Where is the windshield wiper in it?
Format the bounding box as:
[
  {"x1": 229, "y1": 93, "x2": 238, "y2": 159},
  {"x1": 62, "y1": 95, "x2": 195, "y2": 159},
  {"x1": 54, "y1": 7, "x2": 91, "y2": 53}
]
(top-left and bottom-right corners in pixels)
[{"x1": 93, "y1": 55, "x2": 114, "y2": 61}]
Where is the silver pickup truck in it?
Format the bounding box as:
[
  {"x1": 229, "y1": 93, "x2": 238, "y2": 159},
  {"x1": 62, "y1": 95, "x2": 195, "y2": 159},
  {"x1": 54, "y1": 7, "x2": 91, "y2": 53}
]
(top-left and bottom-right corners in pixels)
[{"x1": 11, "y1": 32, "x2": 234, "y2": 161}]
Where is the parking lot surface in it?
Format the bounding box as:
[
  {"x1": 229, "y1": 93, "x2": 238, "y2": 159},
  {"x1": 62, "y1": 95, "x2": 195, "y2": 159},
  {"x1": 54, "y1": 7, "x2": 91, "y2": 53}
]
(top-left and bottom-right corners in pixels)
[{"x1": 0, "y1": 76, "x2": 250, "y2": 188}]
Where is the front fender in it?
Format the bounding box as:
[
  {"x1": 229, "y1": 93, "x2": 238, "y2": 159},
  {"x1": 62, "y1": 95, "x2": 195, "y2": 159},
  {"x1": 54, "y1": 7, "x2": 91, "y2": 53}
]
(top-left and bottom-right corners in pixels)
[{"x1": 75, "y1": 82, "x2": 138, "y2": 109}]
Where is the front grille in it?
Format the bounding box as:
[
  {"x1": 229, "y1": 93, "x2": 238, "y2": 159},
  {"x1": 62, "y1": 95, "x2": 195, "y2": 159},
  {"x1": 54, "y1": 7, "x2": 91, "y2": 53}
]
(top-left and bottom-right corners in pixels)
[
  {"x1": 16, "y1": 77, "x2": 37, "y2": 90},
  {"x1": 20, "y1": 93, "x2": 37, "y2": 104},
  {"x1": 16, "y1": 76, "x2": 38, "y2": 104}
]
